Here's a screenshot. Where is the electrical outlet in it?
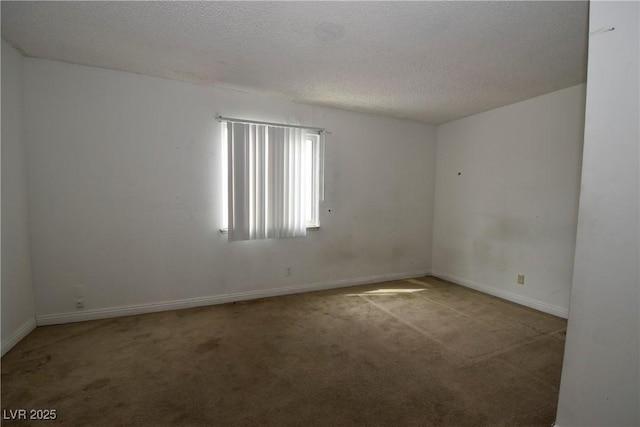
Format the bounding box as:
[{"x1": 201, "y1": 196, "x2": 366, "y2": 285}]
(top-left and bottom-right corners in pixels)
[
  {"x1": 517, "y1": 274, "x2": 525, "y2": 285},
  {"x1": 285, "y1": 267, "x2": 292, "y2": 276},
  {"x1": 76, "y1": 299, "x2": 85, "y2": 309}
]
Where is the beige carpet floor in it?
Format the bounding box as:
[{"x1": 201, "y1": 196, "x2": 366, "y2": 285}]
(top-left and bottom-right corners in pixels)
[{"x1": 1, "y1": 276, "x2": 567, "y2": 426}]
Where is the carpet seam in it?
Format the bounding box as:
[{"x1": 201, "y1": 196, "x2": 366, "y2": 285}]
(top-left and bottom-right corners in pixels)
[
  {"x1": 357, "y1": 295, "x2": 461, "y2": 360},
  {"x1": 360, "y1": 293, "x2": 560, "y2": 392},
  {"x1": 405, "y1": 279, "x2": 567, "y2": 348}
]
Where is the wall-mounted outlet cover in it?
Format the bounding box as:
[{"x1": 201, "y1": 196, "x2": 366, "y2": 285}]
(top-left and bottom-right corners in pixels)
[{"x1": 517, "y1": 274, "x2": 525, "y2": 285}]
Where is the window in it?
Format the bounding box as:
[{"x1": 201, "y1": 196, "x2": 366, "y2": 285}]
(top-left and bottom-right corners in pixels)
[{"x1": 220, "y1": 119, "x2": 324, "y2": 241}]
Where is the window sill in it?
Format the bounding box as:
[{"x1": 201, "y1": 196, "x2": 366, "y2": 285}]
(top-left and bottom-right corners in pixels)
[{"x1": 219, "y1": 226, "x2": 320, "y2": 234}]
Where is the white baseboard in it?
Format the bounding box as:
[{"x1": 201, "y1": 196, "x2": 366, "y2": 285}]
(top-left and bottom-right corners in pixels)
[
  {"x1": 36, "y1": 270, "x2": 431, "y2": 326},
  {"x1": 1, "y1": 317, "x2": 37, "y2": 356},
  {"x1": 432, "y1": 272, "x2": 569, "y2": 319}
]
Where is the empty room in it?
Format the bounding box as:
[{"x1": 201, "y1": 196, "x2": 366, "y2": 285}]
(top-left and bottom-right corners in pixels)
[{"x1": 1, "y1": 1, "x2": 638, "y2": 426}]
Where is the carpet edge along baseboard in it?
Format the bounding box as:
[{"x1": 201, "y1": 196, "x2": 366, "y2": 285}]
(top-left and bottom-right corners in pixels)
[{"x1": 35, "y1": 270, "x2": 432, "y2": 326}]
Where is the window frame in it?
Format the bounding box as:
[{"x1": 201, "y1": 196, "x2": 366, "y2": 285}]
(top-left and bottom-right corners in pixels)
[
  {"x1": 305, "y1": 132, "x2": 321, "y2": 229},
  {"x1": 220, "y1": 124, "x2": 322, "y2": 233}
]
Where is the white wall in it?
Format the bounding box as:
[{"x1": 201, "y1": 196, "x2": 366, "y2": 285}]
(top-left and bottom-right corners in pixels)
[
  {"x1": 1, "y1": 40, "x2": 36, "y2": 355},
  {"x1": 24, "y1": 58, "x2": 437, "y2": 323},
  {"x1": 432, "y1": 84, "x2": 586, "y2": 317},
  {"x1": 556, "y1": 2, "x2": 639, "y2": 426}
]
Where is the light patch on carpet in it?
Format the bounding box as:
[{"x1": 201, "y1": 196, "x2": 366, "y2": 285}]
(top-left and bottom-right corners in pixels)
[
  {"x1": 405, "y1": 278, "x2": 431, "y2": 287},
  {"x1": 346, "y1": 288, "x2": 426, "y2": 297}
]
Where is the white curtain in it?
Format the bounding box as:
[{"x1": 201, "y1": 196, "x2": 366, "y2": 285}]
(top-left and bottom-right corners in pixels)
[{"x1": 227, "y1": 122, "x2": 308, "y2": 241}]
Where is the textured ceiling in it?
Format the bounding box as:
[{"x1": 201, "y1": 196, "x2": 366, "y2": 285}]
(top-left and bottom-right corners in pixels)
[{"x1": 1, "y1": 1, "x2": 588, "y2": 124}]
